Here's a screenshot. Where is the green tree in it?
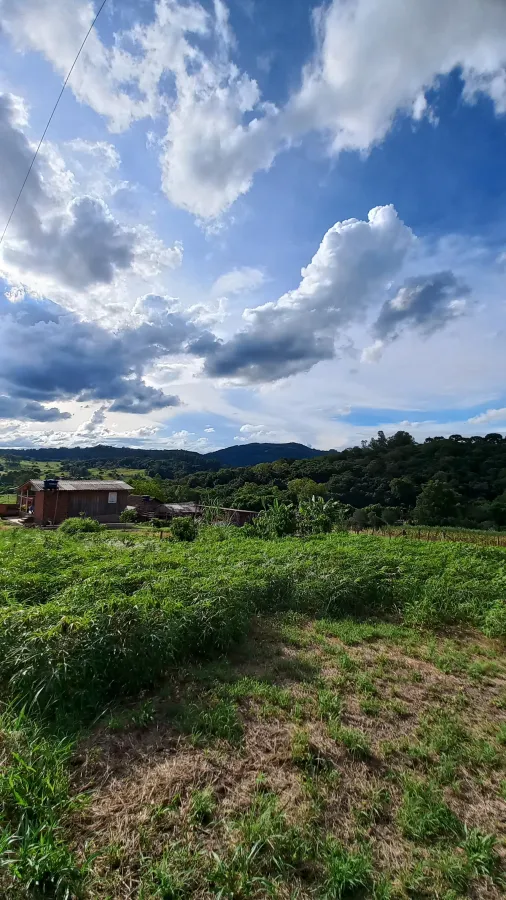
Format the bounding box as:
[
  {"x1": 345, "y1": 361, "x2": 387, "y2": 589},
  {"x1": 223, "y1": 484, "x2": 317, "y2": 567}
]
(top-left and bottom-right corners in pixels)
[
  {"x1": 287, "y1": 478, "x2": 326, "y2": 501},
  {"x1": 381, "y1": 506, "x2": 401, "y2": 525},
  {"x1": 413, "y1": 479, "x2": 460, "y2": 526},
  {"x1": 490, "y1": 493, "x2": 506, "y2": 528},
  {"x1": 389, "y1": 477, "x2": 417, "y2": 508},
  {"x1": 296, "y1": 497, "x2": 333, "y2": 535}
]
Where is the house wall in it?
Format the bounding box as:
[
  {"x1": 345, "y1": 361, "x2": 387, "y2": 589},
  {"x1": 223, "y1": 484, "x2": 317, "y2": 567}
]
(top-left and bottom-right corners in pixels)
[
  {"x1": 36, "y1": 490, "x2": 69, "y2": 525},
  {"x1": 30, "y1": 489, "x2": 129, "y2": 524},
  {"x1": 67, "y1": 490, "x2": 129, "y2": 521},
  {"x1": 0, "y1": 503, "x2": 18, "y2": 516}
]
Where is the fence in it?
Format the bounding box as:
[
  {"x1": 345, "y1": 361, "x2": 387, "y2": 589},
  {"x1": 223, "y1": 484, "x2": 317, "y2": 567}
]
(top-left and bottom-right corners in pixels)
[{"x1": 354, "y1": 526, "x2": 506, "y2": 547}]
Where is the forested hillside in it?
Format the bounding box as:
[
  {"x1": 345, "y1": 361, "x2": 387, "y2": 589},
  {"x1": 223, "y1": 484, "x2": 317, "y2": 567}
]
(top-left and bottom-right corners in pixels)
[
  {"x1": 4, "y1": 430, "x2": 506, "y2": 528},
  {"x1": 131, "y1": 430, "x2": 506, "y2": 529}
]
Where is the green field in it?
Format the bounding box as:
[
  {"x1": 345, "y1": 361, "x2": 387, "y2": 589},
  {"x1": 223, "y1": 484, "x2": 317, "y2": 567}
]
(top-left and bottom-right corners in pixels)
[{"x1": 1, "y1": 529, "x2": 505, "y2": 898}]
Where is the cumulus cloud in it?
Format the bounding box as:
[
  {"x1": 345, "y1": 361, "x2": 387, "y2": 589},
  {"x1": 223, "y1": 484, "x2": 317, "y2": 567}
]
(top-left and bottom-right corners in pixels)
[
  {"x1": 361, "y1": 271, "x2": 470, "y2": 362},
  {"x1": 291, "y1": 0, "x2": 506, "y2": 154},
  {"x1": 0, "y1": 94, "x2": 134, "y2": 287},
  {"x1": 0, "y1": 411, "x2": 162, "y2": 448},
  {"x1": 211, "y1": 267, "x2": 265, "y2": 297},
  {"x1": 0, "y1": 93, "x2": 182, "y2": 301},
  {"x1": 237, "y1": 423, "x2": 276, "y2": 439},
  {"x1": 204, "y1": 205, "x2": 414, "y2": 381},
  {"x1": 0, "y1": 396, "x2": 70, "y2": 421},
  {"x1": 373, "y1": 271, "x2": 469, "y2": 339},
  {"x1": 468, "y1": 407, "x2": 506, "y2": 425},
  {"x1": 360, "y1": 340, "x2": 385, "y2": 364},
  {"x1": 4, "y1": 0, "x2": 506, "y2": 218},
  {"x1": 0, "y1": 291, "x2": 208, "y2": 416}
]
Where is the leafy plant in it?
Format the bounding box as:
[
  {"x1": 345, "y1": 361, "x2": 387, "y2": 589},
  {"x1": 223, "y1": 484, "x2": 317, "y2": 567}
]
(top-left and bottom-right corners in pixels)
[
  {"x1": 58, "y1": 516, "x2": 102, "y2": 534},
  {"x1": 170, "y1": 516, "x2": 197, "y2": 541},
  {"x1": 253, "y1": 500, "x2": 297, "y2": 538},
  {"x1": 119, "y1": 507, "x2": 139, "y2": 523}
]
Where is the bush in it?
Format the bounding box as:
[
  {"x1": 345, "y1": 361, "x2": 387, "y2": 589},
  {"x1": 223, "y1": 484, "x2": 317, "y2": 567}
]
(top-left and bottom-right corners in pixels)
[
  {"x1": 58, "y1": 517, "x2": 102, "y2": 534},
  {"x1": 150, "y1": 518, "x2": 166, "y2": 529},
  {"x1": 120, "y1": 508, "x2": 139, "y2": 523},
  {"x1": 254, "y1": 501, "x2": 297, "y2": 538},
  {"x1": 297, "y1": 497, "x2": 333, "y2": 535},
  {"x1": 171, "y1": 516, "x2": 197, "y2": 541}
]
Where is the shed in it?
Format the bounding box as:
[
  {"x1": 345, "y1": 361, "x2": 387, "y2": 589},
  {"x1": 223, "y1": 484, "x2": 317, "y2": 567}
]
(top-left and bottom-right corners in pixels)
[{"x1": 17, "y1": 480, "x2": 133, "y2": 525}]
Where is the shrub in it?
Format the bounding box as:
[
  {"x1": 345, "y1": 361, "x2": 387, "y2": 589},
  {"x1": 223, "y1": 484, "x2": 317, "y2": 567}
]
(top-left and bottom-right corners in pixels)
[
  {"x1": 297, "y1": 497, "x2": 333, "y2": 535},
  {"x1": 150, "y1": 517, "x2": 166, "y2": 529},
  {"x1": 120, "y1": 508, "x2": 139, "y2": 523},
  {"x1": 254, "y1": 500, "x2": 297, "y2": 538},
  {"x1": 171, "y1": 516, "x2": 197, "y2": 541},
  {"x1": 58, "y1": 516, "x2": 101, "y2": 534}
]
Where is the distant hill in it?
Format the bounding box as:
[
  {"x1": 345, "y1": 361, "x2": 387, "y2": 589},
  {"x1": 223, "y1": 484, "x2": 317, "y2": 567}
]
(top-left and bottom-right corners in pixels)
[
  {"x1": 205, "y1": 442, "x2": 326, "y2": 467},
  {"x1": 0, "y1": 442, "x2": 325, "y2": 470}
]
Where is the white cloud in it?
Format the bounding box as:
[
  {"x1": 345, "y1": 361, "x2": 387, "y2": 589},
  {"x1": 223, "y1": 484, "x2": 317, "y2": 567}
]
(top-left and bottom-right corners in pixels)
[
  {"x1": 234, "y1": 423, "x2": 277, "y2": 442},
  {"x1": 162, "y1": 430, "x2": 213, "y2": 451},
  {"x1": 204, "y1": 205, "x2": 414, "y2": 381},
  {"x1": 3, "y1": 0, "x2": 506, "y2": 219},
  {"x1": 0, "y1": 411, "x2": 162, "y2": 448},
  {"x1": 212, "y1": 266, "x2": 265, "y2": 297},
  {"x1": 0, "y1": 92, "x2": 182, "y2": 310},
  {"x1": 291, "y1": 0, "x2": 506, "y2": 152},
  {"x1": 204, "y1": 426, "x2": 215, "y2": 432},
  {"x1": 361, "y1": 339, "x2": 385, "y2": 364},
  {"x1": 468, "y1": 407, "x2": 506, "y2": 425}
]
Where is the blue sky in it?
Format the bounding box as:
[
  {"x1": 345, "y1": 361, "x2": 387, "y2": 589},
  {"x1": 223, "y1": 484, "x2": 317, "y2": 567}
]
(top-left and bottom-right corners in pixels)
[{"x1": 0, "y1": 0, "x2": 506, "y2": 452}]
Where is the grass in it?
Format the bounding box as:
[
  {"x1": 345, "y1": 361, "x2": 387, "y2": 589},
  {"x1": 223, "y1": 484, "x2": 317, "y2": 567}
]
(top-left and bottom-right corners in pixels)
[
  {"x1": 397, "y1": 778, "x2": 463, "y2": 843},
  {"x1": 0, "y1": 527, "x2": 505, "y2": 897},
  {"x1": 175, "y1": 697, "x2": 244, "y2": 745}
]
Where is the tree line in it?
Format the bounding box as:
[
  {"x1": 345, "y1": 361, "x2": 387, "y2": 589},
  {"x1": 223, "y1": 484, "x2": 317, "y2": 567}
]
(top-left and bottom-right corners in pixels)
[
  {"x1": 4, "y1": 430, "x2": 506, "y2": 529},
  {"x1": 131, "y1": 431, "x2": 506, "y2": 529}
]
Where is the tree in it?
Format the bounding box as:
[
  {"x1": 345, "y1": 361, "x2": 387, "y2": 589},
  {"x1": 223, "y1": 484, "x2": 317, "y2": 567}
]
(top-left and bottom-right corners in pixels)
[
  {"x1": 382, "y1": 506, "x2": 401, "y2": 525},
  {"x1": 296, "y1": 497, "x2": 334, "y2": 535},
  {"x1": 287, "y1": 478, "x2": 326, "y2": 501},
  {"x1": 413, "y1": 479, "x2": 460, "y2": 526},
  {"x1": 389, "y1": 477, "x2": 417, "y2": 508},
  {"x1": 490, "y1": 494, "x2": 506, "y2": 528}
]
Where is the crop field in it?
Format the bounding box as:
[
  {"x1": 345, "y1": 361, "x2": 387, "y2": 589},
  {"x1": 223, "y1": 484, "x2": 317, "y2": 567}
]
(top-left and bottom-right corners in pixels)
[
  {"x1": 0, "y1": 529, "x2": 505, "y2": 898},
  {"x1": 365, "y1": 525, "x2": 506, "y2": 548}
]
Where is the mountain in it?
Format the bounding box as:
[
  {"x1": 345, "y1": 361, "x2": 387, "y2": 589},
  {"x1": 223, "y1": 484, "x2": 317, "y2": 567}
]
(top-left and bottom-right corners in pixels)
[
  {"x1": 204, "y1": 442, "x2": 326, "y2": 467},
  {"x1": 1, "y1": 442, "x2": 325, "y2": 470}
]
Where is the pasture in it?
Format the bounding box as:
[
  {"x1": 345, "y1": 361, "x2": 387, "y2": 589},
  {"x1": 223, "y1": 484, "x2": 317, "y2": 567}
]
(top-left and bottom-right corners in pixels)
[{"x1": 0, "y1": 529, "x2": 505, "y2": 898}]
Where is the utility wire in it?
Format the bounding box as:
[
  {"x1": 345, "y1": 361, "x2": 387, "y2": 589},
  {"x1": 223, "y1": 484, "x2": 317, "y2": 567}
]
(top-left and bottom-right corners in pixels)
[{"x1": 0, "y1": 0, "x2": 109, "y2": 249}]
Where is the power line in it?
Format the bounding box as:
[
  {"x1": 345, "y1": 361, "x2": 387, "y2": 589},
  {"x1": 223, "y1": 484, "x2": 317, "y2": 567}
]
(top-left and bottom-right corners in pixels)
[{"x1": 0, "y1": 0, "x2": 109, "y2": 249}]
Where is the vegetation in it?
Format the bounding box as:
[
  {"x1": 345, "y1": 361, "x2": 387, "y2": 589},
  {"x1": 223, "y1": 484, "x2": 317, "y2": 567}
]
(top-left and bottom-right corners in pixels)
[
  {"x1": 5, "y1": 430, "x2": 506, "y2": 531},
  {"x1": 119, "y1": 507, "x2": 139, "y2": 523},
  {"x1": 58, "y1": 516, "x2": 103, "y2": 534},
  {"x1": 0, "y1": 525, "x2": 505, "y2": 896},
  {"x1": 170, "y1": 516, "x2": 198, "y2": 541}
]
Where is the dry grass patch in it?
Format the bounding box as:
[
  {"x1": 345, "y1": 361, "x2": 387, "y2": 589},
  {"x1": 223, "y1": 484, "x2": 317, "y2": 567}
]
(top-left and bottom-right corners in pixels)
[{"x1": 64, "y1": 616, "x2": 506, "y2": 898}]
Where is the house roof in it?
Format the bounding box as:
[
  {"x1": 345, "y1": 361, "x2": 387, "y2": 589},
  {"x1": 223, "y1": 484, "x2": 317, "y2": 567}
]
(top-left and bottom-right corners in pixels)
[
  {"x1": 162, "y1": 502, "x2": 200, "y2": 513},
  {"x1": 26, "y1": 480, "x2": 133, "y2": 492}
]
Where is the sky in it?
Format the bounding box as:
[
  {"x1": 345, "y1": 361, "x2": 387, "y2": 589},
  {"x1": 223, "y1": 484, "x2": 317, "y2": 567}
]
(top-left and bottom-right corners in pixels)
[{"x1": 0, "y1": 0, "x2": 506, "y2": 453}]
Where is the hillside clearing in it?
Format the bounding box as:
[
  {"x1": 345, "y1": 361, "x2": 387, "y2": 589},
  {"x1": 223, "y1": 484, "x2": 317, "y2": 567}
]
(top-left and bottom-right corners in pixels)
[
  {"x1": 67, "y1": 616, "x2": 506, "y2": 899},
  {"x1": 0, "y1": 529, "x2": 505, "y2": 898}
]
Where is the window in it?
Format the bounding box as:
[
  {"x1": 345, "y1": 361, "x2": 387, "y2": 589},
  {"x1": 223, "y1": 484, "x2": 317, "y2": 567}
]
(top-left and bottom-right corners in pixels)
[{"x1": 108, "y1": 492, "x2": 117, "y2": 504}]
